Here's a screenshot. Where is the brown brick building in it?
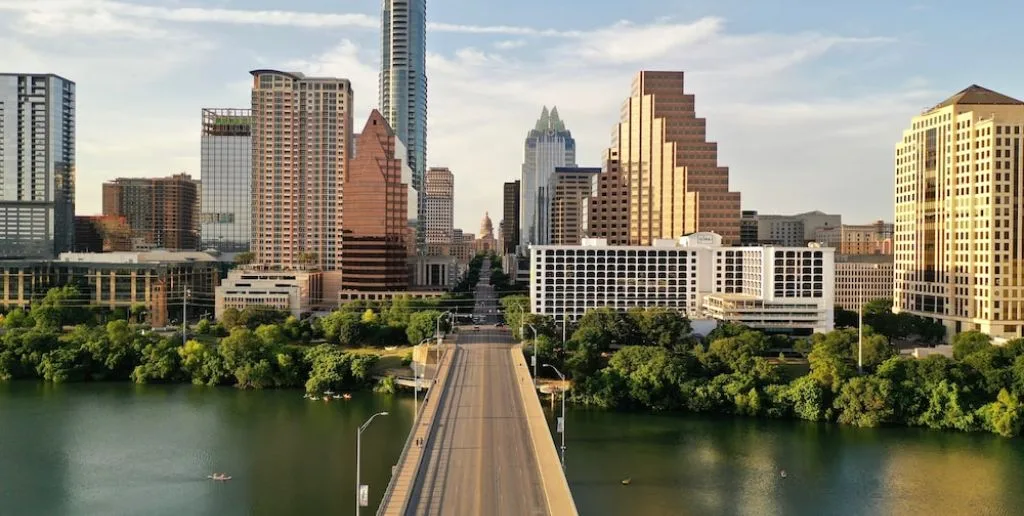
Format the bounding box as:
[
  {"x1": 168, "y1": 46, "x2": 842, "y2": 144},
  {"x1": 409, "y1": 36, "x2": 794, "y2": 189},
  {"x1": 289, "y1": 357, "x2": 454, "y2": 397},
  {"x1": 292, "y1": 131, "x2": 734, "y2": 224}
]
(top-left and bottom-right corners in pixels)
[
  {"x1": 341, "y1": 110, "x2": 410, "y2": 291},
  {"x1": 102, "y1": 173, "x2": 199, "y2": 250}
]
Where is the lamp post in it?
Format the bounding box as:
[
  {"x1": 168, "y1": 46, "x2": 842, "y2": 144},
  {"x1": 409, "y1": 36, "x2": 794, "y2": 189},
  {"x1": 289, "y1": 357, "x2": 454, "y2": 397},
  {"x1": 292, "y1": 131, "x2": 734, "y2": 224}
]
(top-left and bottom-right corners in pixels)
[
  {"x1": 858, "y1": 291, "x2": 864, "y2": 375},
  {"x1": 544, "y1": 364, "x2": 567, "y2": 471},
  {"x1": 356, "y1": 411, "x2": 389, "y2": 514},
  {"x1": 415, "y1": 337, "x2": 431, "y2": 419},
  {"x1": 435, "y1": 310, "x2": 452, "y2": 365},
  {"x1": 522, "y1": 323, "x2": 539, "y2": 386}
]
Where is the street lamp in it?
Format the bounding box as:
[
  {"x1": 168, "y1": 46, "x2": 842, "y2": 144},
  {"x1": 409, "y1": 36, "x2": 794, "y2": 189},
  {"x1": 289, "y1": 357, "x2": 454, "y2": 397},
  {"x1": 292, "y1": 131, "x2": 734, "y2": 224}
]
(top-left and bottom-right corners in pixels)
[
  {"x1": 521, "y1": 323, "x2": 539, "y2": 386},
  {"x1": 415, "y1": 337, "x2": 432, "y2": 419},
  {"x1": 544, "y1": 364, "x2": 567, "y2": 471},
  {"x1": 356, "y1": 411, "x2": 389, "y2": 514}
]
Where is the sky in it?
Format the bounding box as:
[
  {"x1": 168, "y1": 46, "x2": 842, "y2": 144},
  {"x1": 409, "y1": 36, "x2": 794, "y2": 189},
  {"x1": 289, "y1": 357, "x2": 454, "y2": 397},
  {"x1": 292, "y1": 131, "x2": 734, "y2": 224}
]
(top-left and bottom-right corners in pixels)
[{"x1": 3, "y1": 0, "x2": 1024, "y2": 233}]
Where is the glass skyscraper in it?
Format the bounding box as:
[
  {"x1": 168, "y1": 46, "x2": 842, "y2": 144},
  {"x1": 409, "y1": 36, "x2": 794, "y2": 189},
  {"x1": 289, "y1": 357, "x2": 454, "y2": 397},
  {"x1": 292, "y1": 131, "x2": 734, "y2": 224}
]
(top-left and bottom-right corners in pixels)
[
  {"x1": 380, "y1": 0, "x2": 427, "y2": 254},
  {"x1": 200, "y1": 108, "x2": 252, "y2": 257},
  {"x1": 521, "y1": 106, "x2": 576, "y2": 246},
  {"x1": 0, "y1": 73, "x2": 75, "y2": 259}
]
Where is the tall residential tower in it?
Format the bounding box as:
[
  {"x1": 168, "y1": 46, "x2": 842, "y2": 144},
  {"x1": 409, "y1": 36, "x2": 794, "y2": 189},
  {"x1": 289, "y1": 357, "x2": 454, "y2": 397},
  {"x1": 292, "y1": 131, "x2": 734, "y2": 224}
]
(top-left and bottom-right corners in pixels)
[
  {"x1": 424, "y1": 167, "x2": 454, "y2": 254},
  {"x1": 521, "y1": 106, "x2": 576, "y2": 246},
  {"x1": 0, "y1": 73, "x2": 75, "y2": 259},
  {"x1": 249, "y1": 70, "x2": 353, "y2": 296},
  {"x1": 380, "y1": 0, "x2": 428, "y2": 253},
  {"x1": 894, "y1": 85, "x2": 1024, "y2": 341}
]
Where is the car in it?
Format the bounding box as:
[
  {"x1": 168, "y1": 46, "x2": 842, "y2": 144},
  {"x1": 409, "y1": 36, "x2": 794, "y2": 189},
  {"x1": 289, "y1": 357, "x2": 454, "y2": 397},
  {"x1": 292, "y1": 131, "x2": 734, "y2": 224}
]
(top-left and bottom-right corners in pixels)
[{"x1": 473, "y1": 325, "x2": 480, "y2": 330}]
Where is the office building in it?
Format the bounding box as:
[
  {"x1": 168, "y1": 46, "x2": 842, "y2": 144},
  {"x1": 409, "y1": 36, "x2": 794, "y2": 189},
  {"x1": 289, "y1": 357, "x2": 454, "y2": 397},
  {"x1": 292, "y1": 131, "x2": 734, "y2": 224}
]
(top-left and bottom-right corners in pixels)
[
  {"x1": 756, "y1": 211, "x2": 841, "y2": 247},
  {"x1": 341, "y1": 110, "x2": 410, "y2": 291},
  {"x1": 584, "y1": 150, "x2": 629, "y2": 245},
  {"x1": 0, "y1": 73, "x2": 75, "y2": 259},
  {"x1": 249, "y1": 70, "x2": 352, "y2": 296},
  {"x1": 549, "y1": 167, "x2": 600, "y2": 245},
  {"x1": 839, "y1": 221, "x2": 893, "y2": 255},
  {"x1": 451, "y1": 229, "x2": 474, "y2": 263},
  {"x1": 0, "y1": 251, "x2": 219, "y2": 327},
  {"x1": 73, "y1": 215, "x2": 132, "y2": 252},
  {"x1": 894, "y1": 85, "x2": 1024, "y2": 340},
  {"x1": 102, "y1": 173, "x2": 199, "y2": 251},
  {"x1": 530, "y1": 233, "x2": 834, "y2": 334},
  {"x1": 740, "y1": 210, "x2": 759, "y2": 246},
  {"x1": 502, "y1": 180, "x2": 520, "y2": 254},
  {"x1": 521, "y1": 106, "x2": 576, "y2": 246},
  {"x1": 611, "y1": 71, "x2": 741, "y2": 245},
  {"x1": 200, "y1": 108, "x2": 252, "y2": 257},
  {"x1": 381, "y1": 0, "x2": 428, "y2": 253},
  {"x1": 835, "y1": 254, "x2": 894, "y2": 310},
  {"x1": 425, "y1": 167, "x2": 454, "y2": 251},
  {"x1": 216, "y1": 269, "x2": 323, "y2": 319}
]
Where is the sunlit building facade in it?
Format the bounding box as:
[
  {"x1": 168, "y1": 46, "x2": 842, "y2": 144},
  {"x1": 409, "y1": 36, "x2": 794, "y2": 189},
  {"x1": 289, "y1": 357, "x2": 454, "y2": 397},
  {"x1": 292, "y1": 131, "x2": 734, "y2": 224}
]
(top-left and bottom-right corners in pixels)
[
  {"x1": 200, "y1": 108, "x2": 252, "y2": 257},
  {"x1": 894, "y1": 85, "x2": 1024, "y2": 341},
  {"x1": 521, "y1": 106, "x2": 576, "y2": 246}
]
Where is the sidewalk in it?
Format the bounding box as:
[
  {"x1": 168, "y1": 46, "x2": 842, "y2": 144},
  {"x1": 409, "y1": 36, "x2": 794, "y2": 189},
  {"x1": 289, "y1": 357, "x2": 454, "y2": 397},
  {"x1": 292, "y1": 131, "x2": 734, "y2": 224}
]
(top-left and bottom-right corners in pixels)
[
  {"x1": 511, "y1": 345, "x2": 579, "y2": 516},
  {"x1": 377, "y1": 343, "x2": 457, "y2": 516}
]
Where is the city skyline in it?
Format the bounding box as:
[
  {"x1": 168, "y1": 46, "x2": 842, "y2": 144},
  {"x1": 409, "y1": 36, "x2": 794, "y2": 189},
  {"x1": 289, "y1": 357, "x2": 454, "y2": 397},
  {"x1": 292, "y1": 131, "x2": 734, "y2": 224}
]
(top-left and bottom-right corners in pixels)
[{"x1": 4, "y1": 1, "x2": 1024, "y2": 231}]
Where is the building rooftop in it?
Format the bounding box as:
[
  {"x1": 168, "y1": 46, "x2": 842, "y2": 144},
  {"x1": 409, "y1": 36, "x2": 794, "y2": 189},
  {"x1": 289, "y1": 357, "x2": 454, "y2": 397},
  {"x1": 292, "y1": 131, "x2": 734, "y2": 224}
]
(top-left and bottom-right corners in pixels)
[
  {"x1": 57, "y1": 251, "x2": 218, "y2": 264},
  {"x1": 930, "y1": 84, "x2": 1024, "y2": 111}
]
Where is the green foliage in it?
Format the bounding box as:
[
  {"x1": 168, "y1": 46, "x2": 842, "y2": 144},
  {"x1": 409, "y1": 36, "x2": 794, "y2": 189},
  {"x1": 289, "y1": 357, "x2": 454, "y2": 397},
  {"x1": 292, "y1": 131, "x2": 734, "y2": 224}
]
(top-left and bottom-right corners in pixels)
[
  {"x1": 953, "y1": 331, "x2": 992, "y2": 360},
  {"x1": 977, "y1": 389, "x2": 1024, "y2": 437},
  {"x1": 374, "y1": 375, "x2": 398, "y2": 395}
]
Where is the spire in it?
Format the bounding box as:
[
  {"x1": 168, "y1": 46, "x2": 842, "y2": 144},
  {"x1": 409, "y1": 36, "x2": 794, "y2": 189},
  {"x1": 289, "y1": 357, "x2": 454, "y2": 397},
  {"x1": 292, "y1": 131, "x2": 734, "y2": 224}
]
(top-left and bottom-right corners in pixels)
[
  {"x1": 535, "y1": 106, "x2": 550, "y2": 131},
  {"x1": 549, "y1": 106, "x2": 565, "y2": 131}
]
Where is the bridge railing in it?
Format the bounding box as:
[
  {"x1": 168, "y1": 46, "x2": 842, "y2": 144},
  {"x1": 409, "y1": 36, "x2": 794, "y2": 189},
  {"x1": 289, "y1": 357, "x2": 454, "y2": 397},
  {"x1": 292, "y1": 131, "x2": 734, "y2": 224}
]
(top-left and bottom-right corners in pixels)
[{"x1": 376, "y1": 343, "x2": 454, "y2": 515}]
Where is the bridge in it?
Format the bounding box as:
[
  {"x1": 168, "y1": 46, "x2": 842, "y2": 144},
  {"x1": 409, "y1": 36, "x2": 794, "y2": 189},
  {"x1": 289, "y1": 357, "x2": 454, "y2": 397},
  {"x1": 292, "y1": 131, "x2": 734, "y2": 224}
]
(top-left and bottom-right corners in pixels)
[{"x1": 376, "y1": 260, "x2": 577, "y2": 515}]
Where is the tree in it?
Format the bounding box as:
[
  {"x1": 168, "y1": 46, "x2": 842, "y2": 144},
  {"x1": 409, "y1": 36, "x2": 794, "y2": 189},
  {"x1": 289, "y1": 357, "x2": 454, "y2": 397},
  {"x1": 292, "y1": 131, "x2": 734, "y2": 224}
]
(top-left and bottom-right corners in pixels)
[
  {"x1": 705, "y1": 330, "x2": 770, "y2": 374},
  {"x1": 953, "y1": 331, "x2": 992, "y2": 360},
  {"x1": 406, "y1": 310, "x2": 441, "y2": 345},
  {"x1": 31, "y1": 286, "x2": 89, "y2": 329},
  {"x1": 833, "y1": 308, "x2": 858, "y2": 329},
  {"x1": 628, "y1": 307, "x2": 694, "y2": 351},
  {"x1": 978, "y1": 389, "x2": 1024, "y2": 437},
  {"x1": 834, "y1": 376, "x2": 895, "y2": 427},
  {"x1": 233, "y1": 252, "x2": 255, "y2": 265},
  {"x1": 572, "y1": 307, "x2": 639, "y2": 351}
]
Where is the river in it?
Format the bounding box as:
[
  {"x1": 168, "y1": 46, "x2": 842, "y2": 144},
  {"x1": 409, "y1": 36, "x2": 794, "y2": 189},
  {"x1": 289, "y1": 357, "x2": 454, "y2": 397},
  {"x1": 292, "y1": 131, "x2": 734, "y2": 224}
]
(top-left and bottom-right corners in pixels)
[{"x1": 2, "y1": 384, "x2": 1023, "y2": 516}]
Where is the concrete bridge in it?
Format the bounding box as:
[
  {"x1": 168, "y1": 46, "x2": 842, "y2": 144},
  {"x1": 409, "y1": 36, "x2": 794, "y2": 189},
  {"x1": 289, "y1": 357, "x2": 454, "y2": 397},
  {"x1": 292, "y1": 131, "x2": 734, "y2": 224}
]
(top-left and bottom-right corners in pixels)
[{"x1": 376, "y1": 262, "x2": 577, "y2": 515}]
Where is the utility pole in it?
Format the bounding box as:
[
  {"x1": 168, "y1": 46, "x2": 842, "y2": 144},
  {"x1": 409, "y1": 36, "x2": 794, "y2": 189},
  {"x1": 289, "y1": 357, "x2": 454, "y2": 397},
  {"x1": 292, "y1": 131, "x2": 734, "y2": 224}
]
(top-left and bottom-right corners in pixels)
[
  {"x1": 858, "y1": 292, "x2": 864, "y2": 375},
  {"x1": 183, "y1": 288, "x2": 191, "y2": 346}
]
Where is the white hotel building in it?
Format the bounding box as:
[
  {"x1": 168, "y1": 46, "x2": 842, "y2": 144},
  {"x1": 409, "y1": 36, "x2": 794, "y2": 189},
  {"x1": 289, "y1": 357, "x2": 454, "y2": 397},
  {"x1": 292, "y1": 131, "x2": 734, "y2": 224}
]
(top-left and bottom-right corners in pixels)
[{"x1": 529, "y1": 232, "x2": 835, "y2": 334}]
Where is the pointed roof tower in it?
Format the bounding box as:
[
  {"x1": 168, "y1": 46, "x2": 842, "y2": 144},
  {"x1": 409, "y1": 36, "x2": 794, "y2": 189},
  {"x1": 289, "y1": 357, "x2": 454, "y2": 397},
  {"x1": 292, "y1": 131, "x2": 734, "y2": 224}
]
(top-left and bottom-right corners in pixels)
[
  {"x1": 549, "y1": 106, "x2": 565, "y2": 131},
  {"x1": 535, "y1": 106, "x2": 550, "y2": 131},
  {"x1": 929, "y1": 84, "x2": 1024, "y2": 112}
]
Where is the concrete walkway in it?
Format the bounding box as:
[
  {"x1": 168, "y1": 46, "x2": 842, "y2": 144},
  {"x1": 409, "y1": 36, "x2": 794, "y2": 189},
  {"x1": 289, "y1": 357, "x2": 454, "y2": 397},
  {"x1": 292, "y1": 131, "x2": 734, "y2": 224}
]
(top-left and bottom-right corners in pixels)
[
  {"x1": 511, "y1": 345, "x2": 579, "y2": 516},
  {"x1": 377, "y1": 343, "x2": 457, "y2": 515}
]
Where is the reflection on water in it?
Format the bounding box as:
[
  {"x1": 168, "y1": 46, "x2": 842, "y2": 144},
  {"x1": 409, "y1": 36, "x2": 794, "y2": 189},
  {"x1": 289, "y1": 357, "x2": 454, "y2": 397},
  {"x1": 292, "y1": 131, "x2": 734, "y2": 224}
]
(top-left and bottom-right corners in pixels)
[
  {"x1": 0, "y1": 382, "x2": 413, "y2": 516},
  {"x1": 560, "y1": 409, "x2": 1024, "y2": 516}
]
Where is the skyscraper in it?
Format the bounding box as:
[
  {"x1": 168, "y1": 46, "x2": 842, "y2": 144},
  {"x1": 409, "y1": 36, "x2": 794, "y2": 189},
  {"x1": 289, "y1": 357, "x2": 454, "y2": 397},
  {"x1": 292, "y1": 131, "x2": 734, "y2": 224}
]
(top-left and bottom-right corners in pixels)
[
  {"x1": 341, "y1": 110, "x2": 410, "y2": 291},
  {"x1": 894, "y1": 84, "x2": 1024, "y2": 341},
  {"x1": 424, "y1": 167, "x2": 454, "y2": 253},
  {"x1": 502, "y1": 180, "x2": 521, "y2": 254},
  {"x1": 249, "y1": 70, "x2": 352, "y2": 295},
  {"x1": 0, "y1": 73, "x2": 75, "y2": 259},
  {"x1": 612, "y1": 71, "x2": 741, "y2": 245},
  {"x1": 102, "y1": 173, "x2": 200, "y2": 250},
  {"x1": 200, "y1": 108, "x2": 251, "y2": 256},
  {"x1": 380, "y1": 0, "x2": 427, "y2": 254},
  {"x1": 549, "y1": 167, "x2": 600, "y2": 245},
  {"x1": 521, "y1": 106, "x2": 576, "y2": 246}
]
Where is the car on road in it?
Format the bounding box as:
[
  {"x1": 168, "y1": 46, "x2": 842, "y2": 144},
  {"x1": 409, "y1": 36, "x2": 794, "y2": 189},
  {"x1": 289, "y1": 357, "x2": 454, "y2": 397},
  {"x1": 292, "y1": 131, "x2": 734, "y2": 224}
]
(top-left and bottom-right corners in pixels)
[{"x1": 473, "y1": 325, "x2": 480, "y2": 330}]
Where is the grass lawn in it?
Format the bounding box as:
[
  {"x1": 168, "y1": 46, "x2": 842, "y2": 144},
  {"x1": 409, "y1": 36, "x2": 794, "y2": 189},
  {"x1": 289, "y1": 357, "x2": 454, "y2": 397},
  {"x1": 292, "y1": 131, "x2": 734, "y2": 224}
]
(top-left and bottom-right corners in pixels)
[{"x1": 346, "y1": 345, "x2": 413, "y2": 374}]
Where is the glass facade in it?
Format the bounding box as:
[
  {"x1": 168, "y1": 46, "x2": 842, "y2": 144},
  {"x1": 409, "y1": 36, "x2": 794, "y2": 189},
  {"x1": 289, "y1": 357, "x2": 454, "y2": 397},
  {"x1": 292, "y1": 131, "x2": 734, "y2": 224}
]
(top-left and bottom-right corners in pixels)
[
  {"x1": 521, "y1": 106, "x2": 576, "y2": 246},
  {"x1": 0, "y1": 74, "x2": 75, "y2": 259},
  {"x1": 381, "y1": 0, "x2": 428, "y2": 254},
  {"x1": 200, "y1": 108, "x2": 252, "y2": 256}
]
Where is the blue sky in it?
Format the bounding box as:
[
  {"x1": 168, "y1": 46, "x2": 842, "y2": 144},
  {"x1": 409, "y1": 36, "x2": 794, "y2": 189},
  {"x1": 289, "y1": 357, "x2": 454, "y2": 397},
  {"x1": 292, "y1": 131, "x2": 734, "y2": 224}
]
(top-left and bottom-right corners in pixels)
[{"x1": 3, "y1": 0, "x2": 1024, "y2": 231}]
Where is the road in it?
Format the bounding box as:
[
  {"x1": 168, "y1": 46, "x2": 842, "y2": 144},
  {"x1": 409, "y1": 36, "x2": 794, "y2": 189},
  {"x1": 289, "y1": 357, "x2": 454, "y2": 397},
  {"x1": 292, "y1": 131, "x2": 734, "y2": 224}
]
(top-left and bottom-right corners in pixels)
[{"x1": 404, "y1": 260, "x2": 548, "y2": 516}]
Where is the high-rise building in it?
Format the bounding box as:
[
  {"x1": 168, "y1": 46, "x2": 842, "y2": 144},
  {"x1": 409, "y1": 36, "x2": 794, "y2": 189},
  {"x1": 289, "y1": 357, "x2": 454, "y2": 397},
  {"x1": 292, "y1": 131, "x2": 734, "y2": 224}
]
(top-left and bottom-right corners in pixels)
[
  {"x1": 549, "y1": 167, "x2": 600, "y2": 245},
  {"x1": 380, "y1": 0, "x2": 428, "y2": 254},
  {"x1": 200, "y1": 108, "x2": 252, "y2": 257},
  {"x1": 341, "y1": 110, "x2": 410, "y2": 291},
  {"x1": 585, "y1": 150, "x2": 629, "y2": 245},
  {"x1": 611, "y1": 71, "x2": 741, "y2": 245},
  {"x1": 894, "y1": 84, "x2": 1024, "y2": 340},
  {"x1": 73, "y1": 215, "x2": 132, "y2": 252},
  {"x1": 0, "y1": 73, "x2": 75, "y2": 259},
  {"x1": 249, "y1": 70, "x2": 352, "y2": 296},
  {"x1": 425, "y1": 167, "x2": 454, "y2": 253},
  {"x1": 835, "y1": 254, "x2": 894, "y2": 311},
  {"x1": 102, "y1": 173, "x2": 199, "y2": 250},
  {"x1": 521, "y1": 106, "x2": 576, "y2": 246},
  {"x1": 502, "y1": 180, "x2": 521, "y2": 254}
]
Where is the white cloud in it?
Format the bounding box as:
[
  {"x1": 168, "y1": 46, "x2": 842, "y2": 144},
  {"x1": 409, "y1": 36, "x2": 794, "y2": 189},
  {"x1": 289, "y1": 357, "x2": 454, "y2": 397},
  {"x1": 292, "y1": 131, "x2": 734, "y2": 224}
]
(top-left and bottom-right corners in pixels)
[{"x1": 0, "y1": 3, "x2": 919, "y2": 230}]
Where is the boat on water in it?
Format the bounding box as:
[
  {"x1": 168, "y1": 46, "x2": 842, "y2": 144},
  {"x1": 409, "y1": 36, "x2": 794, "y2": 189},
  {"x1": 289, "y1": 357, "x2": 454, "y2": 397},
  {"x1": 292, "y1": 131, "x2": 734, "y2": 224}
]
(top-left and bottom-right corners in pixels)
[
  {"x1": 780, "y1": 470, "x2": 788, "y2": 479},
  {"x1": 308, "y1": 396, "x2": 320, "y2": 401},
  {"x1": 207, "y1": 473, "x2": 232, "y2": 481},
  {"x1": 342, "y1": 393, "x2": 352, "y2": 400},
  {"x1": 621, "y1": 478, "x2": 631, "y2": 486},
  {"x1": 324, "y1": 390, "x2": 336, "y2": 396}
]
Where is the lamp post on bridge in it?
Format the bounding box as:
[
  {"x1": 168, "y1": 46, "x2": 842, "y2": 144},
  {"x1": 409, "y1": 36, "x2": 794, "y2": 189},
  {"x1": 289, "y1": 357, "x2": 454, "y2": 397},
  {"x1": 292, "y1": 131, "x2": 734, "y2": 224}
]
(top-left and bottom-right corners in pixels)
[
  {"x1": 434, "y1": 310, "x2": 452, "y2": 365},
  {"x1": 414, "y1": 337, "x2": 432, "y2": 419},
  {"x1": 544, "y1": 364, "x2": 567, "y2": 472},
  {"x1": 356, "y1": 411, "x2": 389, "y2": 514},
  {"x1": 521, "y1": 323, "x2": 539, "y2": 387}
]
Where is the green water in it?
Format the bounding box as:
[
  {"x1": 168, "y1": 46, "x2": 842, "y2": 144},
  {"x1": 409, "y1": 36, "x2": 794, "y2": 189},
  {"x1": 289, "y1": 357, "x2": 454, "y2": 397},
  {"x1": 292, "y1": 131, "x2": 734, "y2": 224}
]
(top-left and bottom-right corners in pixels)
[
  {"x1": 3, "y1": 384, "x2": 1023, "y2": 516},
  {"x1": 0, "y1": 382, "x2": 413, "y2": 516},
  {"x1": 559, "y1": 409, "x2": 1024, "y2": 516}
]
